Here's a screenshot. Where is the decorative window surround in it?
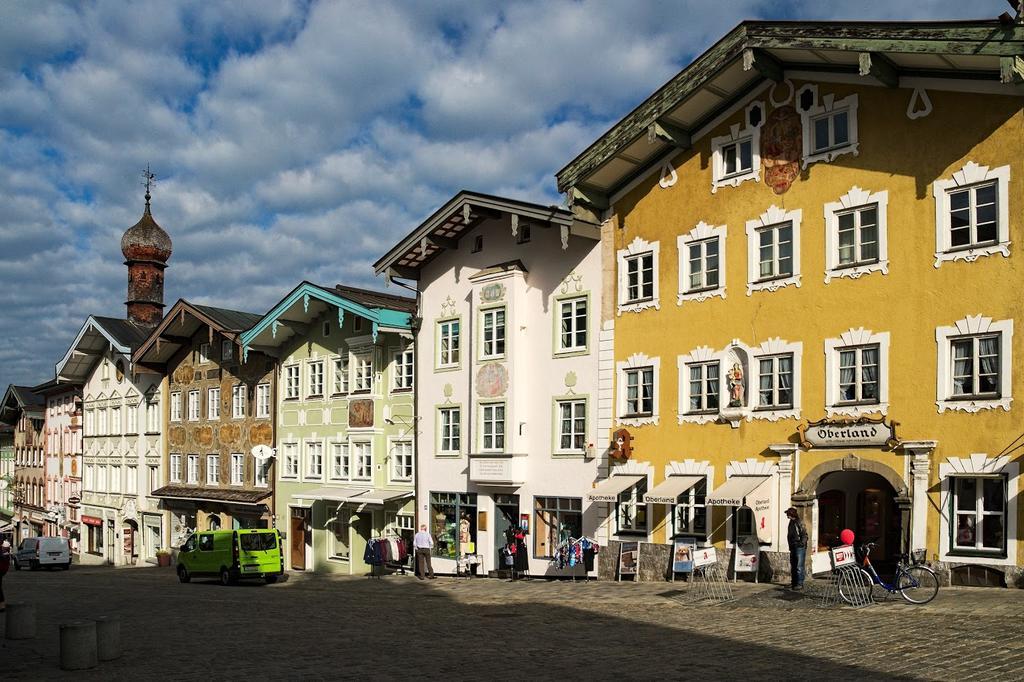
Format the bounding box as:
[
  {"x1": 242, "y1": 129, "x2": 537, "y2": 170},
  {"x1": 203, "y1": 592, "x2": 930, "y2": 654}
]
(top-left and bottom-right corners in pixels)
[
  {"x1": 677, "y1": 346, "x2": 724, "y2": 424},
  {"x1": 797, "y1": 84, "x2": 859, "y2": 168},
  {"x1": 825, "y1": 328, "x2": 890, "y2": 417},
  {"x1": 938, "y1": 453, "x2": 1018, "y2": 566},
  {"x1": 745, "y1": 205, "x2": 802, "y2": 296},
  {"x1": 932, "y1": 162, "x2": 1011, "y2": 267},
  {"x1": 935, "y1": 315, "x2": 1013, "y2": 413},
  {"x1": 616, "y1": 352, "x2": 660, "y2": 427},
  {"x1": 824, "y1": 186, "x2": 890, "y2": 283},
  {"x1": 616, "y1": 236, "x2": 660, "y2": 315},
  {"x1": 677, "y1": 222, "x2": 727, "y2": 305},
  {"x1": 710, "y1": 101, "x2": 764, "y2": 193},
  {"x1": 750, "y1": 338, "x2": 802, "y2": 422}
]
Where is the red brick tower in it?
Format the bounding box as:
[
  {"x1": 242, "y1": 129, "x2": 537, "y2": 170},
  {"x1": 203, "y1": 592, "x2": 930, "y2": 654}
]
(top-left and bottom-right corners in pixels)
[{"x1": 121, "y1": 178, "x2": 172, "y2": 328}]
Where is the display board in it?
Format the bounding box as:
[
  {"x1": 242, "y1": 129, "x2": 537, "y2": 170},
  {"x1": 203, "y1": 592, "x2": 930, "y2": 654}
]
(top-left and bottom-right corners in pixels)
[
  {"x1": 733, "y1": 535, "x2": 759, "y2": 573},
  {"x1": 617, "y1": 541, "x2": 639, "y2": 580},
  {"x1": 672, "y1": 538, "x2": 696, "y2": 574}
]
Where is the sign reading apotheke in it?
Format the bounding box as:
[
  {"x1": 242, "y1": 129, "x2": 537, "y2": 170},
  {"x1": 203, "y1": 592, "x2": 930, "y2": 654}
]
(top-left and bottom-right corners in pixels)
[{"x1": 800, "y1": 417, "x2": 896, "y2": 449}]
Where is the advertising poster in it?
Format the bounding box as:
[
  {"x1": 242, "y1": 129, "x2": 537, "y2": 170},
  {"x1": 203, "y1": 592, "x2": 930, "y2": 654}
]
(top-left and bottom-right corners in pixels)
[
  {"x1": 693, "y1": 546, "x2": 717, "y2": 568},
  {"x1": 673, "y1": 538, "x2": 696, "y2": 574},
  {"x1": 734, "y1": 535, "x2": 759, "y2": 573},
  {"x1": 618, "y1": 541, "x2": 639, "y2": 578}
]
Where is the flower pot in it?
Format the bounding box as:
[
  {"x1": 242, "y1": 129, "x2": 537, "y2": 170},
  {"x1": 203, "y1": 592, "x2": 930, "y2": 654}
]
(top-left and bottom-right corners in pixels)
[{"x1": 156, "y1": 553, "x2": 172, "y2": 567}]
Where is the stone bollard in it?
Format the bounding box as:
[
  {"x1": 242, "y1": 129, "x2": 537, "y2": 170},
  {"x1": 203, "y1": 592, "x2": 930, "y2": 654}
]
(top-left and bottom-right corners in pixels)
[
  {"x1": 4, "y1": 602, "x2": 36, "y2": 640},
  {"x1": 60, "y1": 621, "x2": 98, "y2": 671},
  {"x1": 94, "y1": 615, "x2": 122, "y2": 661}
]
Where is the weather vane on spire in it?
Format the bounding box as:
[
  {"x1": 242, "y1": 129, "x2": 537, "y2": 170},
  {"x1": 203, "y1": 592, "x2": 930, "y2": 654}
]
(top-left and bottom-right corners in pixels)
[{"x1": 141, "y1": 164, "x2": 156, "y2": 212}]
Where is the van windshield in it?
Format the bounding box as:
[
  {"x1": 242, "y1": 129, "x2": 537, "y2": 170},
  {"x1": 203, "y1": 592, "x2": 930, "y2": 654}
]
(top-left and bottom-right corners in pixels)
[{"x1": 239, "y1": 533, "x2": 277, "y2": 552}]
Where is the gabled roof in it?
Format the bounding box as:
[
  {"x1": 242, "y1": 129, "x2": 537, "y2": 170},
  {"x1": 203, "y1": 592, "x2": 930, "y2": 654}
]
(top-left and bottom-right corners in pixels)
[
  {"x1": 55, "y1": 315, "x2": 152, "y2": 383},
  {"x1": 0, "y1": 384, "x2": 45, "y2": 425},
  {"x1": 373, "y1": 190, "x2": 590, "y2": 279},
  {"x1": 133, "y1": 299, "x2": 262, "y2": 367},
  {"x1": 238, "y1": 281, "x2": 415, "y2": 354},
  {"x1": 555, "y1": 19, "x2": 1024, "y2": 202}
]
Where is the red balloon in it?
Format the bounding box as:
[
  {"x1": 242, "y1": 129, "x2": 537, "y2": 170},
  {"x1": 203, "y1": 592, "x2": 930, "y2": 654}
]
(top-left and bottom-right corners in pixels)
[{"x1": 840, "y1": 529, "x2": 855, "y2": 545}]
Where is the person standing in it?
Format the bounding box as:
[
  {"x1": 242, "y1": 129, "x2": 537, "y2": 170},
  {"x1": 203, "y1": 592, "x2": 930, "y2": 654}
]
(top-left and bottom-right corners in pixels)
[
  {"x1": 785, "y1": 507, "x2": 808, "y2": 590},
  {"x1": 413, "y1": 524, "x2": 435, "y2": 580},
  {"x1": 0, "y1": 539, "x2": 11, "y2": 611}
]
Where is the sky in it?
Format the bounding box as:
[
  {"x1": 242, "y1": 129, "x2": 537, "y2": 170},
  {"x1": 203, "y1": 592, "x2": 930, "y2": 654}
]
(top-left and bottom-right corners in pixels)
[{"x1": 0, "y1": 0, "x2": 996, "y2": 390}]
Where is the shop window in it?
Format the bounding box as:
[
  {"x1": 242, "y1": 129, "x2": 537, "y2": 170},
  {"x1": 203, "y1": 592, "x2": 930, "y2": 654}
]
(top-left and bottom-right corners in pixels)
[
  {"x1": 430, "y1": 492, "x2": 478, "y2": 559},
  {"x1": 437, "y1": 319, "x2": 461, "y2": 368},
  {"x1": 534, "y1": 496, "x2": 582, "y2": 558},
  {"x1": 329, "y1": 510, "x2": 351, "y2": 560},
  {"x1": 672, "y1": 479, "x2": 707, "y2": 537},
  {"x1": 617, "y1": 480, "x2": 648, "y2": 535},
  {"x1": 933, "y1": 162, "x2": 1010, "y2": 266},
  {"x1": 951, "y1": 476, "x2": 1007, "y2": 556}
]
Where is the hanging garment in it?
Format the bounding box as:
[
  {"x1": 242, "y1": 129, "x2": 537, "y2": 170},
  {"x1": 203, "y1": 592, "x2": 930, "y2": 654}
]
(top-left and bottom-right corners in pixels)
[{"x1": 514, "y1": 536, "x2": 529, "y2": 572}]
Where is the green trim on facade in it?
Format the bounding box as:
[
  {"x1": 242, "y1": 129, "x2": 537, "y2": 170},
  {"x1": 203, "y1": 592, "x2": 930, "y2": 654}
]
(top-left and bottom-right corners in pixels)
[
  {"x1": 550, "y1": 392, "x2": 590, "y2": 458},
  {"x1": 551, "y1": 290, "x2": 592, "y2": 359}
]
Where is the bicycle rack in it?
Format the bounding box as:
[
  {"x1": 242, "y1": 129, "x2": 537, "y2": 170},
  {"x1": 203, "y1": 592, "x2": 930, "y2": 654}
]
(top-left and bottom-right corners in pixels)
[
  {"x1": 680, "y1": 564, "x2": 734, "y2": 604},
  {"x1": 818, "y1": 565, "x2": 874, "y2": 609}
]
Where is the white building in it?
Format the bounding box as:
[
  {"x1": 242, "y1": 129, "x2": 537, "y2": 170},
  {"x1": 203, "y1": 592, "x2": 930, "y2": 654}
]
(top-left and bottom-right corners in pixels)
[
  {"x1": 56, "y1": 316, "x2": 168, "y2": 565},
  {"x1": 375, "y1": 191, "x2": 605, "y2": 576}
]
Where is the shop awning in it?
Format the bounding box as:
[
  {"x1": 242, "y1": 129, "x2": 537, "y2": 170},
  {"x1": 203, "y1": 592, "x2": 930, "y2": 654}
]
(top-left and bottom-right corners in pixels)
[
  {"x1": 705, "y1": 475, "x2": 774, "y2": 544},
  {"x1": 291, "y1": 487, "x2": 413, "y2": 506},
  {"x1": 644, "y1": 475, "x2": 704, "y2": 504},
  {"x1": 587, "y1": 475, "x2": 645, "y2": 502},
  {"x1": 150, "y1": 485, "x2": 271, "y2": 507},
  {"x1": 349, "y1": 489, "x2": 414, "y2": 505},
  {"x1": 0, "y1": 522, "x2": 13, "y2": 533}
]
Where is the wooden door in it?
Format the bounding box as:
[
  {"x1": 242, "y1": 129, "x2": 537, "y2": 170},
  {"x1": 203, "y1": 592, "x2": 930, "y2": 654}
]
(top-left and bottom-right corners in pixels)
[{"x1": 290, "y1": 511, "x2": 307, "y2": 571}]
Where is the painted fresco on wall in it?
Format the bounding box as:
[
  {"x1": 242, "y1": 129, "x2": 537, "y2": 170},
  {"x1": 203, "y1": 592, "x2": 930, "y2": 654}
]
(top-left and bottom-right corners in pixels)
[
  {"x1": 760, "y1": 105, "x2": 802, "y2": 194},
  {"x1": 476, "y1": 363, "x2": 509, "y2": 398},
  {"x1": 348, "y1": 399, "x2": 374, "y2": 428}
]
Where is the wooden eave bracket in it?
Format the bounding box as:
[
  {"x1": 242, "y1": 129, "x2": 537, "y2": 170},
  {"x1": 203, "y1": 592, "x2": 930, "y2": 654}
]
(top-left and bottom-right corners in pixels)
[
  {"x1": 742, "y1": 47, "x2": 784, "y2": 83},
  {"x1": 646, "y1": 120, "x2": 691, "y2": 149},
  {"x1": 387, "y1": 265, "x2": 419, "y2": 281},
  {"x1": 427, "y1": 234, "x2": 459, "y2": 250},
  {"x1": 570, "y1": 186, "x2": 609, "y2": 211},
  {"x1": 1001, "y1": 55, "x2": 1024, "y2": 84},
  {"x1": 859, "y1": 52, "x2": 900, "y2": 88}
]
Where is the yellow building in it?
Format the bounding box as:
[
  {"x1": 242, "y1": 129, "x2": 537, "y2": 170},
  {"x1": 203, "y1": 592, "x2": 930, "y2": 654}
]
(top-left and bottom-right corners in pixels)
[{"x1": 557, "y1": 19, "x2": 1024, "y2": 586}]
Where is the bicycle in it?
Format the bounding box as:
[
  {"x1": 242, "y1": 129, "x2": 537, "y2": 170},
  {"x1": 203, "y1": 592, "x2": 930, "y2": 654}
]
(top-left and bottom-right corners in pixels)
[{"x1": 838, "y1": 541, "x2": 940, "y2": 605}]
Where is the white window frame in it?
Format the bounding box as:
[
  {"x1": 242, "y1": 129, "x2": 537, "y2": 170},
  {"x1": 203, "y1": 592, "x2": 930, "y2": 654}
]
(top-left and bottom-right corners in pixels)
[
  {"x1": 938, "y1": 454, "x2": 1018, "y2": 566},
  {"x1": 186, "y1": 455, "x2": 199, "y2": 484},
  {"x1": 208, "y1": 387, "x2": 220, "y2": 420},
  {"x1": 437, "y1": 319, "x2": 461, "y2": 369},
  {"x1": 936, "y1": 315, "x2": 1013, "y2": 413},
  {"x1": 750, "y1": 338, "x2": 802, "y2": 421},
  {"x1": 616, "y1": 353, "x2": 660, "y2": 427},
  {"x1": 281, "y1": 443, "x2": 299, "y2": 480},
  {"x1": 328, "y1": 509, "x2": 351, "y2": 561},
  {"x1": 616, "y1": 480, "x2": 649, "y2": 535},
  {"x1": 797, "y1": 84, "x2": 859, "y2": 167},
  {"x1": 206, "y1": 455, "x2": 219, "y2": 485},
  {"x1": 480, "y1": 307, "x2": 506, "y2": 360},
  {"x1": 126, "y1": 402, "x2": 138, "y2": 434},
  {"x1": 353, "y1": 353, "x2": 373, "y2": 393},
  {"x1": 710, "y1": 101, "x2": 764, "y2": 193},
  {"x1": 110, "y1": 406, "x2": 121, "y2": 435},
  {"x1": 555, "y1": 399, "x2": 587, "y2": 454},
  {"x1": 170, "y1": 454, "x2": 182, "y2": 483},
  {"x1": 329, "y1": 441, "x2": 350, "y2": 481},
  {"x1": 305, "y1": 440, "x2": 324, "y2": 481},
  {"x1": 677, "y1": 346, "x2": 724, "y2": 425},
  {"x1": 389, "y1": 440, "x2": 414, "y2": 483},
  {"x1": 677, "y1": 221, "x2": 726, "y2": 305},
  {"x1": 332, "y1": 355, "x2": 349, "y2": 395},
  {"x1": 556, "y1": 296, "x2": 588, "y2": 354},
  {"x1": 479, "y1": 402, "x2": 506, "y2": 453},
  {"x1": 745, "y1": 205, "x2": 802, "y2": 296},
  {"x1": 353, "y1": 441, "x2": 373, "y2": 481},
  {"x1": 110, "y1": 465, "x2": 121, "y2": 493},
  {"x1": 825, "y1": 329, "x2": 890, "y2": 417},
  {"x1": 231, "y1": 385, "x2": 246, "y2": 419},
  {"x1": 616, "y1": 236, "x2": 660, "y2": 315},
  {"x1": 393, "y1": 347, "x2": 414, "y2": 391},
  {"x1": 255, "y1": 383, "x2": 270, "y2": 419},
  {"x1": 824, "y1": 186, "x2": 889, "y2": 283},
  {"x1": 146, "y1": 398, "x2": 159, "y2": 433},
  {"x1": 187, "y1": 390, "x2": 200, "y2": 422},
  {"x1": 932, "y1": 161, "x2": 1011, "y2": 267},
  {"x1": 170, "y1": 392, "x2": 182, "y2": 422},
  {"x1": 308, "y1": 360, "x2": 325, "y2": 397},
  {"x1": 198, "y1": 343, "x2": 211, "y2": 365},
  {"x1": 284, "y1": 365, "x2": 300, "y2": 399},
  {"x1": 254, "y1": 457, "x2": 270, "y2": 488},
  {"x1": 438, "y1": 406, "x2": 461, "y2": 455},
  {"x1": 230, "y1": 453, "x2": 244, "y2": 486}
]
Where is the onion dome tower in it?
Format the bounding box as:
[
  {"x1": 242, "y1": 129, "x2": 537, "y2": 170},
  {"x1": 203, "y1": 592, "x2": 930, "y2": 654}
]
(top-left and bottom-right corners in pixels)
[{"x1": 121, "y1": 167, "x2": 172, "y2": 328}]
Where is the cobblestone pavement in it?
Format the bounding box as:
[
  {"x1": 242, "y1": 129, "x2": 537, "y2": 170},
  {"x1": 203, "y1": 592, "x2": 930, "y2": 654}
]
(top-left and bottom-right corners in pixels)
[{"x1": 2, "y1": 565, "x2": 1023, "y2": 680}]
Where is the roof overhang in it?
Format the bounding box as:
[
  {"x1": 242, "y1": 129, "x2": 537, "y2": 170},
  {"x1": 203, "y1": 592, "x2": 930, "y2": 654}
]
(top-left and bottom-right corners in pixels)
[
  {"x1": 134, "y1": 299, "x2": 245, "y2": 369},
  {"x1": 555, "y1": 19, "x2": 1024, "y2": 205},
  {"x1": 373, "y1": 190, "x2": 593, "y2": 281},
  {"x1": 238, "y1": 281, "x2": 413, "y2": 354},
  {"x1": 55, "y1": 316, "x2": 132, "y2": 383}
]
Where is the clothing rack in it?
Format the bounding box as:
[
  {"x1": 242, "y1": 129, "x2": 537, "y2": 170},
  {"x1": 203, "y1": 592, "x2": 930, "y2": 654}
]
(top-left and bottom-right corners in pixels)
[
  {"x1": 365, "y1": 535, "x2": 411, "y2": 579},
  {"x1": 552, "y1": 536, "x2": 599, "y2": 582}
]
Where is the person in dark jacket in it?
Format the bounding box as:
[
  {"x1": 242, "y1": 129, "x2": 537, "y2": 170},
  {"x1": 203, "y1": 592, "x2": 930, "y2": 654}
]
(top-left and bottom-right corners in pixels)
[{"x1": 785, "y1": 507, "x2": 808, "y2": 590}]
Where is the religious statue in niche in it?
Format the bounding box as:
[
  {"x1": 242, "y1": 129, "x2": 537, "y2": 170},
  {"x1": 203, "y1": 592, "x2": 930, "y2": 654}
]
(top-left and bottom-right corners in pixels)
[
  {"x1": 727, "y1": 363, "x2": 745, "y2": 408},
  {"x1": 760, "y1": 105, "x2": 802, "y2": 194}
]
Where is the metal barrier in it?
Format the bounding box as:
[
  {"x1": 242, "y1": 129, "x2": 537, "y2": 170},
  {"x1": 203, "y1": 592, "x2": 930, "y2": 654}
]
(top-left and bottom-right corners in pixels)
[{"x1": 812, "y1": 546, "x2": 874, "y2": 609}]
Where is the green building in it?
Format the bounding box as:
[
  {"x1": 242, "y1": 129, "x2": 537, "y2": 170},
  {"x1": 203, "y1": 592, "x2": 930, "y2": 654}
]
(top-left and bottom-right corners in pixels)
[
  {"x1": 1, "y1": 422, "x2": 14, "y2": 538},
  {"x1": 240, "y1": 282, "x2": 416, "y2": 575}
]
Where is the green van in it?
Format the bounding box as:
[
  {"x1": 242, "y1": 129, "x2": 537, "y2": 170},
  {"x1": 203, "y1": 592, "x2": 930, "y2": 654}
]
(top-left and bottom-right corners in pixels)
[{"x1": 176, "y1": 528, "x2": 284, "y2": 586}]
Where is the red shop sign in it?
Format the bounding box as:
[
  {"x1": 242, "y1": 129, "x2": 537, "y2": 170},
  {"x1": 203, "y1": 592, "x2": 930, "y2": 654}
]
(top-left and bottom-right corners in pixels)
[{"x1": 81, "y1": 515, "x2": 103, "y2": 527}]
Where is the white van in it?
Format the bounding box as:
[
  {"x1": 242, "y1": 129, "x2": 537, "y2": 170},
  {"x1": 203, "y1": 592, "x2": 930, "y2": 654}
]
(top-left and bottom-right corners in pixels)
[{"x1": 14, "y1": 536, "x2": 71, "y2": 570}]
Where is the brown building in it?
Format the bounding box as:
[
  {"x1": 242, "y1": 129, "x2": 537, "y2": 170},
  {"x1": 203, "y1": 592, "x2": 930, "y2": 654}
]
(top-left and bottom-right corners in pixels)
[
  {"x1": 134, "y1": 300, "x2": 275, "y2": 541},
  {"x1": 0, "y1": 384, "x2": 46, "y2": 539}
]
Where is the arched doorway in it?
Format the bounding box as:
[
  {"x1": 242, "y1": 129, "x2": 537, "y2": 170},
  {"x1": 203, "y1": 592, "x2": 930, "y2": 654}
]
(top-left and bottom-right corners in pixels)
[
  {"x1": 123, "y1": 519, "x2": 139, "y2": 565},
  {"x1": 817, "y1": 470, "x2": 901, "y2": 564},
  {"x1": 207, "y1": 514, "x2": 222, "y2": 531}
]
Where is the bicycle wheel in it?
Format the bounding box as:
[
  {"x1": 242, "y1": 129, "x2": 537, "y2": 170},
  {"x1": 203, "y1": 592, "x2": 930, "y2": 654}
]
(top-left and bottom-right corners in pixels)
[
  {"x1": 837, "y1": 568, "x2": 874, "y2": 605},
  {"x1": 898, "y1": 565, "x2": 939, "y2": 604}
]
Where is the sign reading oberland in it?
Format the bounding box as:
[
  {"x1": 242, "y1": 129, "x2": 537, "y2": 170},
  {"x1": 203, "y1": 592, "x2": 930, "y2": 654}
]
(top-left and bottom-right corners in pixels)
[{"x1": 799, "y1": 417, "x2": 897, "y2": 449}]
